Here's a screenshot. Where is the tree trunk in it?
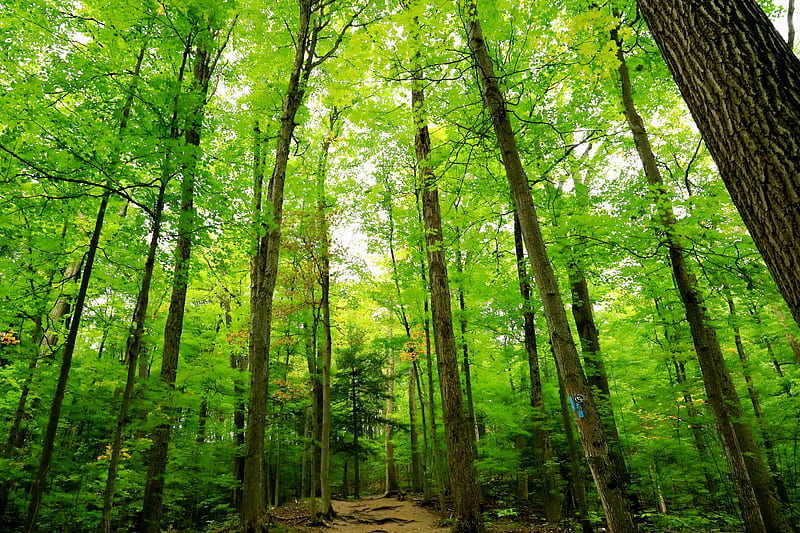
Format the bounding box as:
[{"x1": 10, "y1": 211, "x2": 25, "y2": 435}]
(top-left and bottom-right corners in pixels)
[
  {"x1": 103, "y1": 43, "x2": 173, "y2": 533},
  {"x1": 24, "y1": 192, "x2": 111, "y2": 533},
  {"x1": 413, "y1": 52, "x2": 485, "y2": 533},
  {"x1": 513, "y1": 215, "x2": 561, "y2": 524},
  {"x1": 465, "y1": 4, "x2": 638, "y2": 531},
  {"x1": 139, "y1": 37, "x2": 215, "y2": 532},
  {"x1": 409, "y1": 361, "x2": 423, "y2": 492},
  {"x1": 316, "y1": 110, "x2": 338, "y2": 520},
  {"x1": 385, "y1": 346, "x2": 399, "y2": 492},
  {"x1": 636, "y1": 0, "x2": 800, "y2": 329},
  {"x1": 244, "y1": 1, "x2": 316, "y2": 528},
  {"x1": 568, "y1": 262, "x2": 637, "y2": 512},
  {"x1": 613, "y1": 27, "x2": 789, "y2": 533},
  {"x1": 726, "y1": 295, "x2": 790, "y2": 505},
  {"x1": 557, "y1": 367, "x2": 592, "y2": 533},
  {"x1": 103, "y1": 179, "x2": 167, "y2": 533}
]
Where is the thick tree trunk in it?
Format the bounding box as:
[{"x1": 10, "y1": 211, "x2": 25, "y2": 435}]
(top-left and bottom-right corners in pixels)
[
  {"x1": 636, "y1": 0, "x2": 800, "y2": 328},
  {"x1": 513, "y1": 215, "x2": 561, "y2": 523},
  {"x1": 613, "y1": 29, "x2": 788, "y2": 533},
  {"x1": 413, "y1": 69, "x2": 485, "y2": 533},
  {"x1": 465, "y1": 4, "x2": 637, "y2": 531},
  {"x1": 243, "y1": 1, "x2": 315, "y2": 529},
  {"x1": 139, "y1": 41, "x2": 213, "y2": 533}
]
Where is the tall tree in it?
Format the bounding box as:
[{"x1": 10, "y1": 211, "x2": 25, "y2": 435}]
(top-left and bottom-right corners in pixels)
[
  {"x1": 636, "y1": 0, "x2": 800, "y2": 328},
  {"x1": 613, "y1": 23, "x2": 790, "y2": 532},
  {"x1": 411, "y1": 9, "x2": 485, "y2": 530},
  {"x1": 463, "y1": 2, "x2": 639, "y2": 531},
  {"x1": 139, "y1": 11, "x2": 232, "y2": 527}
]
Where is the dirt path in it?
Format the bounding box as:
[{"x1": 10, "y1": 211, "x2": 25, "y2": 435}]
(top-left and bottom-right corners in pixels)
[
  {"x1": 327, "y1": 495, "x2": 449, "y2": 533},
  {"x1": 276, "y1": 495, "x2": 450, "y2": 533}
]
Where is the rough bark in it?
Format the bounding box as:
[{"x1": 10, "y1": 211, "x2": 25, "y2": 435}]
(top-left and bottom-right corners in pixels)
[
  {"x1": 465, "y1": 4, "x2": 638, "y2": 531},
  {"x1": 636, "y1": 0, "x2": 800, "y2": 328},
  {"x1": 613, "y1": 28, "x2": 788, "y2": 533},
  {"x1": 244, "y1": 1, "x2": 315, "y2": 528},
  {"x1": 140, "y1": 39, "x2": 213, "y2": 533},
  {"x1": 414, "y1": 67, "x2": 485, "y2": 533}
]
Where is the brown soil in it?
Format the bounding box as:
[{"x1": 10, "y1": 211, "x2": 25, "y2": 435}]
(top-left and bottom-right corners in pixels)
[{"x1": 273, "y1": 494, "x2": 450, "y2": 533}]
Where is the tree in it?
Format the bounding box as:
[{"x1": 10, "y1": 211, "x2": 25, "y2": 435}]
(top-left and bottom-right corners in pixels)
[
  {"x1": 636, "y1": 0, "x2": 800, "y2": 328},
  {"x1": 411, "y1": 7, "x2": 485, "y2": 529},
  {"x1": 463, "y1": 2, "x2": 639, "y2": 531}
]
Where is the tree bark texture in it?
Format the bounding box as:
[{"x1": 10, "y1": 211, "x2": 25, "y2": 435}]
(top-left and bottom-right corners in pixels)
[
  {"x1": 413, "y1": 73, "x2": 485, "y2": 533},
  {"x1": 244, "y1": 1, "x2": 315, "y2": 529},
  {"x1": 613, "y1": 29, "x2": 788, "y2": 533},
  {"x1": 636, "y1": 0, "x2": 800, "y2": 328},
  {"x1": 465, "y1": 4, "x2": 638, "y2": 531},
  {"x1": 139, "y1": 39, "x2": 213, "y2": 533}
]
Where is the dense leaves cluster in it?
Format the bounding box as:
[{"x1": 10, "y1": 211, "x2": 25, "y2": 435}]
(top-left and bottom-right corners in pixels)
[{"x1": 1, "y1": 0, "x2": 799, "y2": 532}]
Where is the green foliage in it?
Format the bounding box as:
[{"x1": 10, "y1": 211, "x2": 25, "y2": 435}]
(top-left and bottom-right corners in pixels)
[{"x1": 1, "y1": 0, "x2": 799, "y2": 530}]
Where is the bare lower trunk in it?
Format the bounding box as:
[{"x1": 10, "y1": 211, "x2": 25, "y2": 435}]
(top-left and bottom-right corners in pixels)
[
  {"x1": 465, "y1": 4, "x2": 637, "y2": 530},
  {"x1": 513, "y1": 215, "x2": 561, "y2": 523},
  {"x1": 25, "y1": 193, "x2": 111, "y2": 533},
  {"x1": 413, "y1": 58, "x2": 484, "y2": 533}
]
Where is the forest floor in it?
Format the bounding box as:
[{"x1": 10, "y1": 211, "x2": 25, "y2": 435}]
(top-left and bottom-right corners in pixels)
[{"x1": 271, "y1": 494, "x2": 569, "y2": 533}]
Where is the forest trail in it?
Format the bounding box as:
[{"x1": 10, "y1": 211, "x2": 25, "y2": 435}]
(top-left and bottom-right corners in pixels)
[
  {"x1": 275, "y1": 494, "x2": 450, "y2": 533},
  {"x1": 328, "y1": 495, "x2": 449, "y2": 533}
]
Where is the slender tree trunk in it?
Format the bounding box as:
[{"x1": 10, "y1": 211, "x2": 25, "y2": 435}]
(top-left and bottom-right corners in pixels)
[
  {"x1": 727, "y1": 296, "x2": 790, "y2": 504},
  {"x1": 568, "y1": 261, "x2": 637, "y2": 512},
  {"x1": 413, "y1": 61, "x2": 485, "y2": 533},
  {"x1": 513, "y1": 215, "x2": 561, "y2": 524},
  {"x1": 24, "y1": 192, "x2": 111, "y2": 533},
  {"x1": 102, "y1": 44, "x2": 173, "y2": 533},
  {"x1": 103, "y1": 179, "x2": 167, "y2": 533},
  {"x1": 636, "y1": 0, "x2": 800, "y2": 328},
  {"x1": 465, "y1": 4, "x2": 638, "y2": 531},
  {"x1": 458, "y1": 287, "x2": 479, "y2": 446},
  {"x1": 351, "y1": 369, "x2": 360, "y2": 500},
  {"x1": 244, "y1": 2, "x2": 319, "y2": 528},
  {"x1": 385, "y1": 346, "x2": 399, "y2": 492},
  {"x1": 557, "y1": 368, "x2": 592, "y2": 533},
  {"x1": 316, "y1": 109, "x2": 339, "y2": 520},
  {"x1": 409, "y1": 361, "x2": 423, "y2": 492},
  {"x1": 423, "y1": 292, "x2": 448, "y2": 514},
  {"x1": 789, "y1": 0, "x2": 796, "y2": 49},
  {"x1": 614, "y1": 29, "x2": 789, "y2": 533},
  {"x1": 140, "y1": 36, "x2": 217, "y2": 532}
]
